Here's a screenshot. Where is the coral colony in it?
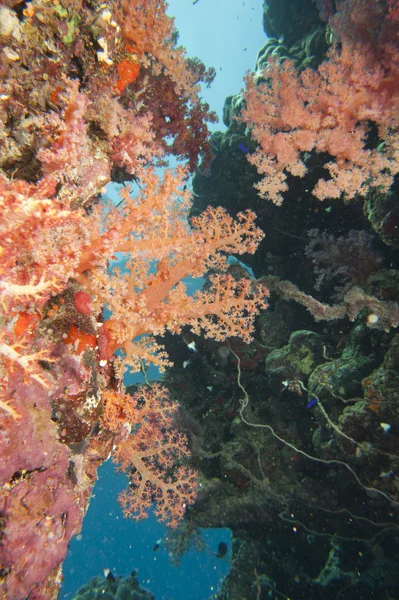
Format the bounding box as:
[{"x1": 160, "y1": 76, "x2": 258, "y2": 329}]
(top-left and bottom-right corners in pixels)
[
  {"x1": 1, "y1": 0, "x2": 399, "y2": 599},
  {"x1": 0, "y1": 1, "x2": 266, "y2": 597}
]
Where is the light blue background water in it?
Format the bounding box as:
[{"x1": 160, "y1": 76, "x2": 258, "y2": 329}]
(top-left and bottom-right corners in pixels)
[{"x1": 61, "y1": 461, "x2": 232, "y2": 600}]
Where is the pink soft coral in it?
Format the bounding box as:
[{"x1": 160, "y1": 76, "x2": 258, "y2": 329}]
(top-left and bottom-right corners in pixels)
[{"x1": 242, "y1": 44, "x2": 399, "y2": 204}]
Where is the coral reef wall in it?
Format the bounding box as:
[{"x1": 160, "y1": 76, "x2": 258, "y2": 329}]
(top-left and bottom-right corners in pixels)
[{"x1": 0, "y1": 1, "x2": 267, "y2": 598}]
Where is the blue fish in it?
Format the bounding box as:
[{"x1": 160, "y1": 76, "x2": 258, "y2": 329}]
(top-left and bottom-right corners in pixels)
[
  {"x1": 238, "y1": 143, "x2": 249, "y2": 154},
  {"x1": 306, "y1": 397, "x2": 317, "y2": 409}
]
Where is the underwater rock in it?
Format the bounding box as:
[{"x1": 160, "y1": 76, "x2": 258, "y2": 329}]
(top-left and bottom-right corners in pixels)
[
  {"x1": 308, "y1": 324, "x2": 384, "y2": 401},
  {"x1": 262, "y1": 0, "x2": 320, "y2": 47},
  {"x1": 265, "y1": 329, "x2": 325, "y2": 393},
  {"x1": 72, "y1": 571, "x2": 155, "y2": 600},
  {"x1": 364, "y1": 186, "x2": 399, "y2": 249}
]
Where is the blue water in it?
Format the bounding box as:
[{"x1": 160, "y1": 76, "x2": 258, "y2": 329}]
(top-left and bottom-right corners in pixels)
[{"x1": 61, "y1": 461, "x2": 231, "y2": 600}]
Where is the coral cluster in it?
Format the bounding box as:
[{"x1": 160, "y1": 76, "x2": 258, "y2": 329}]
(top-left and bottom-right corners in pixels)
[
  {"x1": 241, "y1": 0, "x2": 399, "y2": 204},
  {"x1": 0, "y1": 1, "x2": 267, "y2": 598},
  {"x1": 72, "y1": 570, "x2": 154, "y2": 600}
]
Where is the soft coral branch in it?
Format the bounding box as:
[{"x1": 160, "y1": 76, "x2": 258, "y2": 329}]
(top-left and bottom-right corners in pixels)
[
  {"x1": 83, "y1": 168, "x2": 266, "y2": 375},
  {"x1": 110, "y1": 384, "x2": 198, "y2": 528}
]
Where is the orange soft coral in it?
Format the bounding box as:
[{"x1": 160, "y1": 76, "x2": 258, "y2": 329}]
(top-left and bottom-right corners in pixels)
[
  {"x1": 80, "y1": 167, "x2": 267, "y2": 379},
  {"x1": 111, "y1": 384, "x2": 198, "y2": 528}
]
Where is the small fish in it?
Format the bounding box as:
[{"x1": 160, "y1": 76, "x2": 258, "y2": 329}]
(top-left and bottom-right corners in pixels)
[
  {"x1": 183, "y1": 359, "x2": 191, "y2": 369},
  {"x1": 104, "y1": 569, "x2": 115, "y2": 582},
  {"x1": 153, "y1": 538, "x2": 162, "y2": 552},
  {"x1": 186, "y1": 341, "x2": 198, "y2": 353},
  {"x1": 306, "y1": 397, "x2": 317, "y2": 409},
  {"x1": 380, "y1": 470, "x2": 394, "y2": 479},
  {"x1": 238, "y1": 143, "x2": 249, "y2": 154},
  {"x1": 380, "y1": 422, "x2": 391, "y2": 434}
]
